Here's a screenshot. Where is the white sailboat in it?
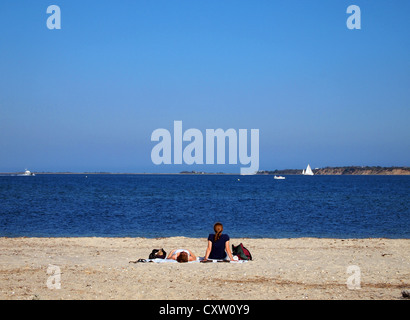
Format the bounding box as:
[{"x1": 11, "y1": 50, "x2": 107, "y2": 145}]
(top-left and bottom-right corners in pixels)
[{"x1": 302, "y1": 164, "x2": 314, "y2": 176}]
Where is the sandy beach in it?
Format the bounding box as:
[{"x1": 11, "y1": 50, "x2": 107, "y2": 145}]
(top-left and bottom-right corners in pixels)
[{"x1": 0, "y1": 237, "x2": 409, "y2": 300}]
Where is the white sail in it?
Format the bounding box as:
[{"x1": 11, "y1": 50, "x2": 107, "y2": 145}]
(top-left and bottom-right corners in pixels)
[
  {"x1": 304, "y1": 164, "x2": 314, "y2": 176},
  {"x1": 302, "y1": 169, "x2": 305, "y2": 175}
]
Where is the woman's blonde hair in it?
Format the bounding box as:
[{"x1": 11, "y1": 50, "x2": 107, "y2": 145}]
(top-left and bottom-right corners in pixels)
[{"x1": 213, "y1": 222, "x2": 223, "y2": 242}]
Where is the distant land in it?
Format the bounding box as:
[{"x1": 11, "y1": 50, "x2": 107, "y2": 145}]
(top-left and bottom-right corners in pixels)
[
  {"x1": 257, "y1": 166, "x2": 410, "y2": 175},
  {"x1": 1, "y1": 166, "x2": 409, "y2": 175}
]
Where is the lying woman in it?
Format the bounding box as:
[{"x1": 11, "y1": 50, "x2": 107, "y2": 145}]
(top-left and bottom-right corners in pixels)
[{"x1": 167, "y1": 249, "x2": 197, "y2": 263}]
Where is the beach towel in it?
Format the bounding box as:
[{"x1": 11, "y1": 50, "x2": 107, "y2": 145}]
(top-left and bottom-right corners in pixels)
[{"x1": 129, "y1": 257, "x2": 248, "y2": 263}]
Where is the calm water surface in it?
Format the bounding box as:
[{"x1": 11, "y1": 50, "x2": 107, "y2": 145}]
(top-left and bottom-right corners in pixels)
[{"x1": 0, "y1": 174, "x2": 409, "y2": 238}]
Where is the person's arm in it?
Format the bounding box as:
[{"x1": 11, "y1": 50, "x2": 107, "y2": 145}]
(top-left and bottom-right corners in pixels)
[
  {"x1": 203, "y1": 240, "x2": 213, "y2": 261},
  {"x1": 187, "y1": 249, "x2": 196, "y2": 261},
  {"x1": 167, "y1": 249, "x2": 176, "y2": 260},
  {"x1": 225, "y1": 240, "x2": 234, "y2": 261}
]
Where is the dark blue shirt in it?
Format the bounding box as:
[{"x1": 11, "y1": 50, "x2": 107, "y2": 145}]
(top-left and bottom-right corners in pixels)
[{"x1": 208, "y1": 233, "x2": 230, "y2": 259}]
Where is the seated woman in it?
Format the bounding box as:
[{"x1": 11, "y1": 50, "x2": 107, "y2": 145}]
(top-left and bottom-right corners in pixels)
[
  {"x1": 167, "y1": 249, "x2": 197, "y2": 263},
  {"x1": 202, "y1": 222, "x2": 234, "y2": 262}
]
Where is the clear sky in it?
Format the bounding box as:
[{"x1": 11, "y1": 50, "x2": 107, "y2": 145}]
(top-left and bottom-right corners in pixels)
[{"x1": 0, "y1": 0, "x2": 409, "y2": 173}]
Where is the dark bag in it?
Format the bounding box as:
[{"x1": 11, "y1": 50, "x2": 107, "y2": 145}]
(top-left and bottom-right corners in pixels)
[
  {"x1": 149, "y1": 248, "x2": 167, "y2": 259},
  {"x1": 232, "y1": 243, "x2": 252, "y2": 260}
]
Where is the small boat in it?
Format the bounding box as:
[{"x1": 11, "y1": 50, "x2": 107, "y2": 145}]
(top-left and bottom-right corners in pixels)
[
  {"x1": 20, "y1": 169, "x2": 35, "y2": 176},
  {"x1": 274, "y1": 175, "x2": 285, "y2": 180}
]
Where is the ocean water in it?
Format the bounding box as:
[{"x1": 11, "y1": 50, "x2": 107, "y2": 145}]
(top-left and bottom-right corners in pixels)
[{"x1": 0, "y1": 174, "x2": 409, "y2": 238}]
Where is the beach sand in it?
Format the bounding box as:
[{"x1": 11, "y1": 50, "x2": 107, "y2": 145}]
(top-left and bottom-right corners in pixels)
[{"x1": 0, "y1": 237, "x2": 409, "y2": 300}]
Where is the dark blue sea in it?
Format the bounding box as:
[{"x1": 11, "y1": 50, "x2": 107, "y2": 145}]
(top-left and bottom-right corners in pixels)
[{"x1": 0, "y1": 174, "x2": 409, "y2": 238}]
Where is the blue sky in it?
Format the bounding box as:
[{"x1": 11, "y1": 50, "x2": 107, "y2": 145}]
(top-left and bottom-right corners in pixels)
[{"x1": 0, "y1": 0, "x2": 409, "y2": 173}]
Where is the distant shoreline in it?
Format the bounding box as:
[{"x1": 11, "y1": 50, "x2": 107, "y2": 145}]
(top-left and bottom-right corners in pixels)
[
  {"x1": 0, "y1": 172, "x2": 237, "y2": 175},
  {"x1": 0, "y1": 166, "x2": 410, "y2": 176},
  {"x1": 1, "y1": 166, "x2": 409, "y2": 175},
  {"x1": 259, "y1": 166, "x2": 410, "y2": 176}
]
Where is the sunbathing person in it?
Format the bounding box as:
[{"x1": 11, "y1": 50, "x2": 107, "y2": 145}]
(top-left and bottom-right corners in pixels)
[
  {"x1": 202, "y1": 222, "x2": 234, "y2": 262},
  {"x1": 167, "y1": 249, "x2": 197, "y2": 263}
]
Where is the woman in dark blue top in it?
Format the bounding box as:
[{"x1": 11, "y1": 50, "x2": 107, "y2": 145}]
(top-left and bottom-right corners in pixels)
[{"x1": 203, "y1": 222, "x2": 234, "y2": 261}]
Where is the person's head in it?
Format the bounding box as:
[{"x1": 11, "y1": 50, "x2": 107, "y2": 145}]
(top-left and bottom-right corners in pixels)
[
  {"x1": 177, "y1": 251, "x2": 189, "y2": 263},
  {"x1": 214, "y1": 222, "x2": 223, "y2": 242}
]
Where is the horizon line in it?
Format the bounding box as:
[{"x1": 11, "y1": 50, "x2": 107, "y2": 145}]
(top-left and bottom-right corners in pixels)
[{"x1": 1, "y1": 165, "x2": 409, "y2": 175}]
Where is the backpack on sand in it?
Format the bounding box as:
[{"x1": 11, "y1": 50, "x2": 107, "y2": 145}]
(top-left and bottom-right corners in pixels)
[
  {"x1": 149, "y1": 248, "x2": 167, "y2": 259},
  {"x1": 232, "y1": 243, "x2": 252, "y2": 260}
]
